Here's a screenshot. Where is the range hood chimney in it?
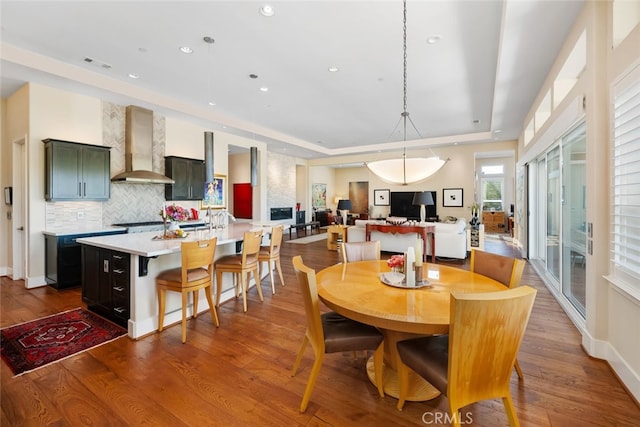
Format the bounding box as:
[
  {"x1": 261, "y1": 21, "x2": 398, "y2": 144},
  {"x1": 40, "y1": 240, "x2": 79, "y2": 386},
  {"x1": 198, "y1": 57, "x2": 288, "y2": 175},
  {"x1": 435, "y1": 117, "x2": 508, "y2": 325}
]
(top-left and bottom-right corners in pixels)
[{"x1": 111, "y1": 106, "x2": 175, "y2": 184}]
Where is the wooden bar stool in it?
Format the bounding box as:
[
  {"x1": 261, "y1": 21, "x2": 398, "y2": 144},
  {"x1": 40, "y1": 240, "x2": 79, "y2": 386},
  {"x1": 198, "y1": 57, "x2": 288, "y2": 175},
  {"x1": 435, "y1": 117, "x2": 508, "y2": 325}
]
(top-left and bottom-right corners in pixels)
[
  {"x1": 215, "y1": 230, "x2": 263, "y2": 312},
  {"x1": 156, "y1": 237, "x2": 219, "y2": 343}
]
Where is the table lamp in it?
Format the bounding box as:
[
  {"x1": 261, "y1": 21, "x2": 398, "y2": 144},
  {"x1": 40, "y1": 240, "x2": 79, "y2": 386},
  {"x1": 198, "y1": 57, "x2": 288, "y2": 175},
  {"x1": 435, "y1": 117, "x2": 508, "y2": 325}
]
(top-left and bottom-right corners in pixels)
[
  {"x1": 337, "y1": 199, "x2": 352, "y2": 225},
  {"x1": 412, "y1": 191, "x2": 434, "y2": 223}
]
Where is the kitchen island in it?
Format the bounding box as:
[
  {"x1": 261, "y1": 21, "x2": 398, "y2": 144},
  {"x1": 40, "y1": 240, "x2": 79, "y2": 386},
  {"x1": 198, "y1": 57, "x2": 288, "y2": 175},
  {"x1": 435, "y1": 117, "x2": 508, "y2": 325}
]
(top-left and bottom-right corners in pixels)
[{"x1": 76, "y1": 222, "x2": 280, "y2": 339}]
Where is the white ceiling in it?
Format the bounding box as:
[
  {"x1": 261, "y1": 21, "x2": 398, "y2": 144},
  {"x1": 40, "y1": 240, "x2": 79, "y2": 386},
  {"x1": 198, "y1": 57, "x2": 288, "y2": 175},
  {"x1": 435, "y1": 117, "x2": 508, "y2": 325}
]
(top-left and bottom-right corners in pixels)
[{"x1": 0, "y1": 1, "x2": 584, "y2": 160}]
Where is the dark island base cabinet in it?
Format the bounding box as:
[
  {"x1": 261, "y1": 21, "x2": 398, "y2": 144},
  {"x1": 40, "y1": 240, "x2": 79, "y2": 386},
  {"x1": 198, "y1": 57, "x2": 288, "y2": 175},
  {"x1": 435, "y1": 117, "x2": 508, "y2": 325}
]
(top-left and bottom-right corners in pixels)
[
  {"x1": 45, "y1": 230, "x2": 125, "y2": 290},
  {"x1": 81, "y1": 246, "x2": 130, "y2": 328}
]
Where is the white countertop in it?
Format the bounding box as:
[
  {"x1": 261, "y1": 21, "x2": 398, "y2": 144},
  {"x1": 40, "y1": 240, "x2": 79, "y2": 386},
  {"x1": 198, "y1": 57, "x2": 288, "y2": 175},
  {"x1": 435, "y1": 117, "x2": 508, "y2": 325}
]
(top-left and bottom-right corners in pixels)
[
  {"x1": 43, "y1": 226, "x2": 127, "y2": 237},
  {"x1": 75, "y1": 222, "x2": 274, "y2": 257}
]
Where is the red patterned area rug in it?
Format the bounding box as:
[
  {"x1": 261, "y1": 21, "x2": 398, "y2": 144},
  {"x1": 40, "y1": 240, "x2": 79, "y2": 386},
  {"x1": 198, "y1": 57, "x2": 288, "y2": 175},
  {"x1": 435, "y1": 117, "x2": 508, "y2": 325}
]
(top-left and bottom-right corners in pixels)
[{"x1": 1, "y1": 308, "x2": 126, "y2": 376}]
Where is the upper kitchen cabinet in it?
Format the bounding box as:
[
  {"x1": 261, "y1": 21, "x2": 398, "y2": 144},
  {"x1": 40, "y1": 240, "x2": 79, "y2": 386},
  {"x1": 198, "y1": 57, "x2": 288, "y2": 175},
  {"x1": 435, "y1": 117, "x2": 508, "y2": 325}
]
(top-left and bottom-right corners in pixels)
[
  {"x1": 164, "y1": 156, "x2": 204, "y2": 201},
  {"x1": 44, "y1": 139, "x2": 111, "y2": 201}
]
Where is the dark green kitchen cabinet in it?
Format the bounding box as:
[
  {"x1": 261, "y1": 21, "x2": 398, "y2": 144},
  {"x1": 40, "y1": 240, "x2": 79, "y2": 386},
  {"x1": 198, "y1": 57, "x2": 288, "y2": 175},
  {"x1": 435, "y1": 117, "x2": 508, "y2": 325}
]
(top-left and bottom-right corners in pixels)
[
  {"x1": 164, "y1": 156, "x2": 204, "y2": 200},
  {"x1": 44, "y1": 139, "x2": 111, "y2": 201}
]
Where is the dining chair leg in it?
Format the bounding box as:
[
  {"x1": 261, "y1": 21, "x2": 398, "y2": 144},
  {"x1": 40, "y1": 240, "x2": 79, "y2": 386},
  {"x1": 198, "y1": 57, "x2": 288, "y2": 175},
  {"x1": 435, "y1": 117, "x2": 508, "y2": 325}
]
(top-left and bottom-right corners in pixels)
[
  {"x1": 254, "y1": 267, "x2": 264, "y2": 302},
  {"x1": 181, "y1": 291, "x2": 188, "y2": 343},
  {"x1": 268, "y1": 259, "x2": 276, "y2": 295},
  {"x1": 514, "y1": 358, "x2": 524, "y2": 380},
  {"x1": 291, "y1": 334, "x2": 309, "y2": 377},
  {"x1": 215, "y1": 271, "x2": 222, "y2": 307},
  {"x1": 275, "y1": 257, "x2": 285, "y2": 288},
  {"x1": 299, "y1": 352, "x2": 325, "y2": 413},
  {"x1": 157, "y1": 288, "x2": 166, "y2": 332},
  {"x1": 192, "y1": 289, "x2": 199, "y2": 318},
  {"x1": 240, "y1": 272, "x2": 248, "y2": 312},
  {"x1": 204, "y1": 285, "x2": 219, "y2": 327},
  {"x1": 502, "y1": 394, "x2": 520, "y2": 427}
]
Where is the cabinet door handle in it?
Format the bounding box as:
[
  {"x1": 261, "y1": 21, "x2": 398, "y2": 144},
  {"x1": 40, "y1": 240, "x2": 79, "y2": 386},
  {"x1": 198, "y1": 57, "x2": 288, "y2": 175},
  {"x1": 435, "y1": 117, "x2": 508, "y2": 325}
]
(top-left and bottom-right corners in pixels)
[
  {"x1": 113, "y1": 286, "x2": 125, "y2": 292},
  {"x1": 78, "y1": 182, "x2": 82, "y2": 197},
  {"x1": 113, "y1": 269, "x2": 125, "y2": 274},
  {"x1": 113, "y1": 307, "x2": 126, "y2": 314},
  {"x1": 103, "y1": 259, "x2": 109, "y2": 273},
  {"x1": 83, "y1": 182, "x2": 86, "y2": 196}
]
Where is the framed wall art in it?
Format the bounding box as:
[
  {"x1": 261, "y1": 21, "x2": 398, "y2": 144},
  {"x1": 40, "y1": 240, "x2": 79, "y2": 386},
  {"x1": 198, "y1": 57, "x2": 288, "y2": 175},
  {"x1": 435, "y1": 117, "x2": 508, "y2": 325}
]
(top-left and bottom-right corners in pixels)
[
  {"x1": 201, "y1": 174, "x2": 226, "y2": 209},
  {"x1": 374, "y1": 189, "x2": 390, "y2": 206},
  {"x1": 312, "y1": 183, "x2": 327, "y2": 208},
  {"x1": 443, "y1": 188, "x2": 463, "y2": 207}
]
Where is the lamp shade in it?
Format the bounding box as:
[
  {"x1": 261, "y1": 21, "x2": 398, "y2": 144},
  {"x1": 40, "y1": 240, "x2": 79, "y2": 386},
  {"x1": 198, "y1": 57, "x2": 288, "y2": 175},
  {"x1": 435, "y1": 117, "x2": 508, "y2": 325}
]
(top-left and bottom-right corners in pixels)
[
  {"x1": 412, "y1": 191, "x2": 434, "y2": 206},
  {"x1": 366, "y1": 156, "x2": 446, "y2": 185},
  {"x1": 337, "y1": 199, "x2": 352, "y2": 211}
]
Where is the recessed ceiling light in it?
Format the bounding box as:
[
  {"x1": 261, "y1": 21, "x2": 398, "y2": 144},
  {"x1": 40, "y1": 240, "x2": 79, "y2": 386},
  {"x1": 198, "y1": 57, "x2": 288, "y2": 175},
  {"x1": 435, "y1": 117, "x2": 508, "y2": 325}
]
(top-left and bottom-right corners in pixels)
[
  {"x1": 328, "y1": 66, "x2": 339, "y2": 72},
  {"x1": 179, "y1": 46, "x2": 193, "y2": 54},
  {"x1": 494, "y1": 129, "x2": 502, "y2": 133},
  {"x1": 208, "y1": 101, "x2": 216, "y2": 106},
  {"x1": 128, "y1": 73, "x2": 140, "y2": 79},
  {"x1": 426, "y1": 35, "x2": 442, "y2": 44},
  {"x1": 259, "y1": 4, "x2": 275, "y2": 17},
  {"x1": 249, "y1": 74, "x2": 258, "y2": 79},
  {"x1": 259, "y1": 87, "x2": 269, "y2": 92},
  {"x1": 473, "y1": 119, "x2": 481, "y2": 124}
]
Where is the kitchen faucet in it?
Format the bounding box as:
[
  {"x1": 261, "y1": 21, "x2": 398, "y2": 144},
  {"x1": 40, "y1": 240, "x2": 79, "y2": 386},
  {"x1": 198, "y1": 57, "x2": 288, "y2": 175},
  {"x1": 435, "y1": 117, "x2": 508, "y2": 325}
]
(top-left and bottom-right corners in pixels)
[{"x1": 207, "y1": 207, "x2": 236, "y2": 231}]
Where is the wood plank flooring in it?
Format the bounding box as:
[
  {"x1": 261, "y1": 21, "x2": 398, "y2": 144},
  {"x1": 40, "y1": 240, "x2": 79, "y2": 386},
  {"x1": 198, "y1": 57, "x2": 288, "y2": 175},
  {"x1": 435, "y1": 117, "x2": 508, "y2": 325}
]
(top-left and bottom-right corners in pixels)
[{"x1": 1, "y1": 234, "x2": 639, "y2": 426}]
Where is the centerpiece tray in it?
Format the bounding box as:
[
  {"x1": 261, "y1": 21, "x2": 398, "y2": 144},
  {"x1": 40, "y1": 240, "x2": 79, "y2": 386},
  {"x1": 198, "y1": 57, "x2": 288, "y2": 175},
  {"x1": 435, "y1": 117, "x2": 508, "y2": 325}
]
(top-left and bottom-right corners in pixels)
[
  {"x1": 379, "y1": 272, "x2": 432, "y2": 289},
  {"x1": 152, "y1": 232, "x2": 189, "y2": 240}
]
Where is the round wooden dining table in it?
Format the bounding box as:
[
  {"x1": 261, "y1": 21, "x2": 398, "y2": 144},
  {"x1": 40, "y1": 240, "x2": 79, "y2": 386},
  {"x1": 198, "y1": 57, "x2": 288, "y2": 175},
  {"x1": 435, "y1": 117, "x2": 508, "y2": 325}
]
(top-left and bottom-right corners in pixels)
[{"x1": 316, "y1": 260, "x2": 506, "y2": 401}]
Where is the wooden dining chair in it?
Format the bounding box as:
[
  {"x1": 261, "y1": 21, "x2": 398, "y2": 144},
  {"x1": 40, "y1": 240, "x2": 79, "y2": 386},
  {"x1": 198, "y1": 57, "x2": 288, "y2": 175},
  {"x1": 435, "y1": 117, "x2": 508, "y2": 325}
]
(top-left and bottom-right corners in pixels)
[
  {"x1": 341, "y1": 240, "x2": 381, "y2": 263},
  {"x1": 258, "y1": 225, "x2": 284, "y2": 295},
  {"x1": 291, "y1": 256, "x2": 385, "y2": 413},
  {"x1": 215, "y1": 230, "x2": 263, "y2": 312},
  {"x1": 396, "y1": 286, "x2": 537, "y2": 426},
  {"x1": 470, "y1": 249, "x2": 527, "y2": 379},
  {"x1": 156, "y1": 237, "x2": 219, "y2": 343}
]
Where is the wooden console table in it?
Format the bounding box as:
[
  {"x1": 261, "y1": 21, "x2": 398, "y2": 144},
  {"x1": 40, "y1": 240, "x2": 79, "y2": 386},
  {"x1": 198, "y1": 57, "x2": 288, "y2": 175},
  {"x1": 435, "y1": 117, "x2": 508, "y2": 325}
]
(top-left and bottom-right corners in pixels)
[
  {"x1": 365, "y1": 223, "x2": 436, "y2": 263},
  {"x1": 327, "y1": 224, "x2": 349, "y2": 251}
]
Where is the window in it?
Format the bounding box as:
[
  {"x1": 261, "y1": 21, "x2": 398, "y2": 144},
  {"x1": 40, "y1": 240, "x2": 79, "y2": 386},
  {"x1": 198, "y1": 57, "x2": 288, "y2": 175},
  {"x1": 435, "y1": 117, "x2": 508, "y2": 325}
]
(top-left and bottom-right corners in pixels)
[
  {"x1": 480, "y1": 165, "x2": 504, "y2": 211},
  {"x1": 610, "y1": 63, "x2": 640, "y2": 300}
]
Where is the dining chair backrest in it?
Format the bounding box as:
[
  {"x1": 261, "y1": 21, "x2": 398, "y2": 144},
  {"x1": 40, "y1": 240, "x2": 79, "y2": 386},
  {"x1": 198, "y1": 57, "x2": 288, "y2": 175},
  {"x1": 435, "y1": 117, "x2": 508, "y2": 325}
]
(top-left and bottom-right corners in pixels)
[
  {"x1": 180, "y1": 238, "x2": 217, "y2": 283},
  {"x1": 341, "y1": 240, "x2": 381, "y2": 263},
  {"x1": 447, "y1": 286, "x2": 536, "y2": 412},
  {"x1": 242, "y1": 229, "x2": 263, "y2": 266},
  {"x1": 470, "y1": 249, "x2": 525, "y2": 289},
  {"x1": 268, "y1": 225, "x2": 283, "y2": 257},
  {"x1": 292, "y1": 255, "x2": 324, "y2": 353}
]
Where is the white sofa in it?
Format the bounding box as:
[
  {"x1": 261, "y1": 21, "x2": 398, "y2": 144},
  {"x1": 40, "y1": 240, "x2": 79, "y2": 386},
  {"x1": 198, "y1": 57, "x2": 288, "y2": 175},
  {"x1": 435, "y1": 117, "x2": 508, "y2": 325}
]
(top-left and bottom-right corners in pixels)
[{"x1": 347, "y1": 218, "x2": 468, "y2": 260}]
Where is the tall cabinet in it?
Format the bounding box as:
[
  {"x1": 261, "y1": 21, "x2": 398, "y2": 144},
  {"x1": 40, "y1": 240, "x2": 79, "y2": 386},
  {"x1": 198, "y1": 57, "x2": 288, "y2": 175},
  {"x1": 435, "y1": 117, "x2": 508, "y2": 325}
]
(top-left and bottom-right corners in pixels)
[
  {"x1": 44, "y1": 139, "x2": 111, "y2": 201},
  {"x1": 164, "y1": 156, "x2": 205, "y2": 200}
]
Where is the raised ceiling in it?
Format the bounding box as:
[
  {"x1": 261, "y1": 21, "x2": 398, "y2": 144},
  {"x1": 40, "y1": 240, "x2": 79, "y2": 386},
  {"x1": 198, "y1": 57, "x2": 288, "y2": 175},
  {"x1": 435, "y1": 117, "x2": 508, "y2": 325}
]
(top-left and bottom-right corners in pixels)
[{"x1": 0, "y1": 1, "x2": 584, "y2": 160}]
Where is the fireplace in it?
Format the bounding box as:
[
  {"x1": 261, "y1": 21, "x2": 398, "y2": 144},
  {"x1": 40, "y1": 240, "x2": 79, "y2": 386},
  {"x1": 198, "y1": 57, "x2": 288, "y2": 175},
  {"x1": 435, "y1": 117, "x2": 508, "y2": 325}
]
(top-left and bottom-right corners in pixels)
[{"x1": 270, "y1": 207, "x2": 293, "y2": 221}]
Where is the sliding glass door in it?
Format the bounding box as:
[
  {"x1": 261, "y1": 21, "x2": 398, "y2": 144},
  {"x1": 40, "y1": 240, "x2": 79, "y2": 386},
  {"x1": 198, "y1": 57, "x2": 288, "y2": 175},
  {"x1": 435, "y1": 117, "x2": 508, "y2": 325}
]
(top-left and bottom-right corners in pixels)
[
  {"x1": 529, "y1": 120, "x2": 586, "y2": 317},
  {"x1": 547, "y1": 146, "x2": 561, "y2": 282},
  {"x1": 561, "y1": 122, "x2": 586, "y2": 315}
]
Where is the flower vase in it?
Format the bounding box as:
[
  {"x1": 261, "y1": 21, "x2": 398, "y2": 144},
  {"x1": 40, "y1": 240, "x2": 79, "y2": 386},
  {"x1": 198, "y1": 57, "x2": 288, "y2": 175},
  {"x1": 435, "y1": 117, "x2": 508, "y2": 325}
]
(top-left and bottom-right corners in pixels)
[{"x1": 169, "y1": 221, "x2": 180, "y2": 232}]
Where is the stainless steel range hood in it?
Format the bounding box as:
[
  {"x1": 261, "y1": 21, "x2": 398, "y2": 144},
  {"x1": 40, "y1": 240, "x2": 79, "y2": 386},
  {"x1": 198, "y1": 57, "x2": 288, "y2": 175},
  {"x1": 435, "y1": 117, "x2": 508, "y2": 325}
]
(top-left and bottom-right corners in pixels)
[{"x1": 111, "y1": 105, "x2": 174, "y2": 184}]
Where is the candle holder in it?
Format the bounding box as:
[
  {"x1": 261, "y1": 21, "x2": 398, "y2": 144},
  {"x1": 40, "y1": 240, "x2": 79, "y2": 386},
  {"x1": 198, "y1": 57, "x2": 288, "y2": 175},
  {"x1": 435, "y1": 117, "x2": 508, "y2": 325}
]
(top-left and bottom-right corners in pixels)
[{"x1": 415, "y1": 265, "x2": 424, "y2": 285}]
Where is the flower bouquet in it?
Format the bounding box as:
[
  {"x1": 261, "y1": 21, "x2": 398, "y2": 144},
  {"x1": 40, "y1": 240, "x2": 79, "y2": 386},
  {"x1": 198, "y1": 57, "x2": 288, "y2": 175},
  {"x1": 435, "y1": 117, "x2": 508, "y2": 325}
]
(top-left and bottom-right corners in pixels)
[
  {"x1": 163, "y1": 204, "x2": 190, "y2": 222},
  {"x1": 387, "y1": 254, "x2": 405, "y2": 273}
]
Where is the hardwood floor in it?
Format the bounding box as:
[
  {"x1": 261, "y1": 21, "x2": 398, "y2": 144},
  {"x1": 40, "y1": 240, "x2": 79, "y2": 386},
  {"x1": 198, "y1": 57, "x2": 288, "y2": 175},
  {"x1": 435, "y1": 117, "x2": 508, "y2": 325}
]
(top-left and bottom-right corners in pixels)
[{"x1": 2, "y1": 234, "x2": 639, "y2": 426}]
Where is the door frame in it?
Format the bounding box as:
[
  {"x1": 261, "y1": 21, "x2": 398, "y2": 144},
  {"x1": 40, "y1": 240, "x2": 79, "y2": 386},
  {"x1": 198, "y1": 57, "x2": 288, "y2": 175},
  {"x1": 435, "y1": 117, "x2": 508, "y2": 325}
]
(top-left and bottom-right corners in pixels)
[{"x1": 11, "y1": 136, "x2": 27, "y2": 283}]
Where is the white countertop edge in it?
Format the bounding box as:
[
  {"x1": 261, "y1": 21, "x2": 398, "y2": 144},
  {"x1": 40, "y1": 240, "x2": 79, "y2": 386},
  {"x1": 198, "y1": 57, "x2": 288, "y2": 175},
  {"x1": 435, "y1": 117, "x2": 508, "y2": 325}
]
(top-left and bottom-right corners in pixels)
[
  {"x1": 76, "y1": 222, "x2": 258, "y2": 257},
  {"x1": 43, "y1": 226, "x2": 127, "y2": 237}
]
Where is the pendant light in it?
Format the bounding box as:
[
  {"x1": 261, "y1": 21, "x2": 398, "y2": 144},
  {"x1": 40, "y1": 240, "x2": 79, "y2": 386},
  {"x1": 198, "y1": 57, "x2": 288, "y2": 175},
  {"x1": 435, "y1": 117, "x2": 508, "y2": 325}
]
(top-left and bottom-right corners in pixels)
[{"x1": 366, "y1": 0, "x2": 446, "y2": 185}]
